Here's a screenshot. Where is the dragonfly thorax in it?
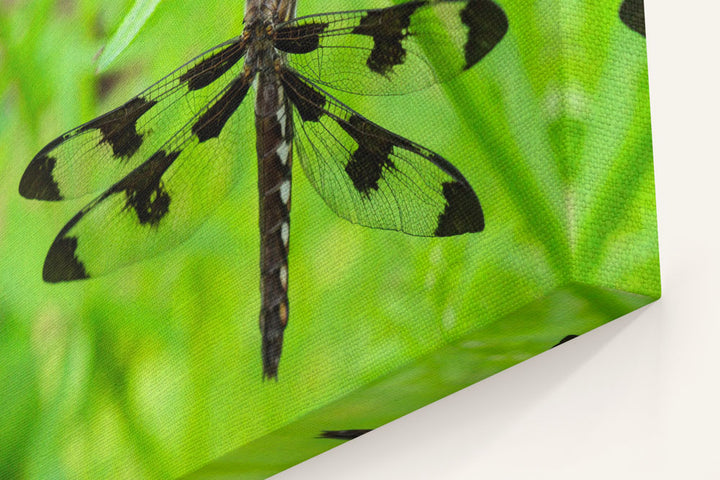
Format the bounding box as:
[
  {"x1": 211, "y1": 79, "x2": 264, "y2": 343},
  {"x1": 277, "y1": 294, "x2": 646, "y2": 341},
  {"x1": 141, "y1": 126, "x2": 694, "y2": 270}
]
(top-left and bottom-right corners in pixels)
[
  {"x1": 244, "y1": 20, "x2": 285, "y2": 75},
  {"x1": 245, "y1": 0, "x2": 294, "y2": 26}
]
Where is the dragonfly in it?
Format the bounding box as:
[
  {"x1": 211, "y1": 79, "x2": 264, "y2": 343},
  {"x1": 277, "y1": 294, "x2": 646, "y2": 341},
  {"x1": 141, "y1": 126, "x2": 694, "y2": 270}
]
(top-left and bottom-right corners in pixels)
[{"x1": 19, "y1": 0, "x2": 508, "y2": 379}]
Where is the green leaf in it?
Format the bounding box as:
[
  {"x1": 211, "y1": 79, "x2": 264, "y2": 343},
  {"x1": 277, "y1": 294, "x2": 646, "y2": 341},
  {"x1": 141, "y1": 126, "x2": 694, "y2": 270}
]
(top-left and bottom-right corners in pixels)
[{"x1": 95, "y1": 0, "x2": 162, "y2": 73}]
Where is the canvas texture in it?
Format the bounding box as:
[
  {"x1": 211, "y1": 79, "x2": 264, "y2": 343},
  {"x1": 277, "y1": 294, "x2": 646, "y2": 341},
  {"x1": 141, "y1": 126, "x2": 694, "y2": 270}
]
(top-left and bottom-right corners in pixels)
[{"x1": 0, "y1": 0, "x2": 657, "y2": 478}]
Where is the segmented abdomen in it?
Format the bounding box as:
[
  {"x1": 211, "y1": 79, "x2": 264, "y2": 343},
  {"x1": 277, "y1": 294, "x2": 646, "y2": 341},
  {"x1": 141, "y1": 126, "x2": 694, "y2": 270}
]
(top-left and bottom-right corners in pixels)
[{"x1": 255, "y1": 72, "x2": 293, "y2": 379}]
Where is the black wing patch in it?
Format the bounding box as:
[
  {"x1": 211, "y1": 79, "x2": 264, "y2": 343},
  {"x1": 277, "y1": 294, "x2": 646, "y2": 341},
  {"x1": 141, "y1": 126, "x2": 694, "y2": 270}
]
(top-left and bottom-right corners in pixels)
[
  {"x1": 318, "y1": 429, "x2": 373, "y2": 440},
  {"x1": 282, "y1": 69, "x2": 483, "y2": 237},
  {"x1": 619, "y1": 0, "x2": 646, "y2": 37},
  {"x1": 275, "y1": 0, "x2": 507, "y2": 95},
  {"x1": 19, "y1": 38, "x2": 248, "y2": 201},
  {"x1": 552, "y1": 335, "x2": 579, "y2": 348},
  {"x1": 350, "y1": 1, "x2": 425, "y2": 76},
  {"x1": 43, "y1": 149, "x2": 179, "y2": 282},
  {"x1": 40, "y1": 72, "x2": 255, "y2": 282}
]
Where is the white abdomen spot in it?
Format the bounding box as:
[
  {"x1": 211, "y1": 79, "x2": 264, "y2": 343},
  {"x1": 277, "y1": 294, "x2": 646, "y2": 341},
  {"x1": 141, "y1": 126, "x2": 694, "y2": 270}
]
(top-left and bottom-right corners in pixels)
[
  {"x1": 280, "y1": 180, "x2": 291, "y2": 204},
  {"x1": 277, "y1": 105, "x2": 287, "y2": 137},
  {"x1": 277, "y1": 140, "x2": 290, "y2": 165},
  {"x1": 281, "y1": 222, "x2": 289, "y2": 246},
  {"x1": 279, "y1": 265, "x2": 288, "y2": 289}
]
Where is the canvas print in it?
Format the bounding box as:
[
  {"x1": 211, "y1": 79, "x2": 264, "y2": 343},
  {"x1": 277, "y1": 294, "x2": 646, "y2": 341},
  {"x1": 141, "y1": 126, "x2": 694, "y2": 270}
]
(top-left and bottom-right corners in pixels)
[{"x1": 0, "y1": 0, "x2": 659, "y2": 478}]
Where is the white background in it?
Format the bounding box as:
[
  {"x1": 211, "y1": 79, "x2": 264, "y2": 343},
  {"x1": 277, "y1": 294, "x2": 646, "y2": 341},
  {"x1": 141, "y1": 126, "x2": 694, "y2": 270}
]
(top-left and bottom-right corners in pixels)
[{"x1": 276, "y1": 1, "x2": 720, "y2": 478}]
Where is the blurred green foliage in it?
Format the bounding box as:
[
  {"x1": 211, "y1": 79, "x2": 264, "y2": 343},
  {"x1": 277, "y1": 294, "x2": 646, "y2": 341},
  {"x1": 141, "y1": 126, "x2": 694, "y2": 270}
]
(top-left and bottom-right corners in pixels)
[
  {"x1": 0, "y1": 0, "x2": 658, "y2": 478},
  {"x1": 184, "y1": 283, "x2": 655, "y2": 479}
]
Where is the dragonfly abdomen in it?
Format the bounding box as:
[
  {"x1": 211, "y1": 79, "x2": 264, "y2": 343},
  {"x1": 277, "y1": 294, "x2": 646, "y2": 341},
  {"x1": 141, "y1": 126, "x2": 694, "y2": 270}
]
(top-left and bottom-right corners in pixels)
[{"x1": 255, "y1": 73, "x2": 293, "y2": 379}]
